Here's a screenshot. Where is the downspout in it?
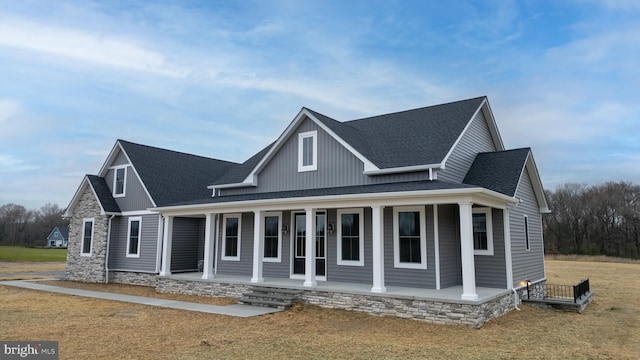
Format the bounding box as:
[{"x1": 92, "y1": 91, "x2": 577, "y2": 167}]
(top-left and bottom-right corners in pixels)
[
  {"x1": 511, "y1": 288, "x2": 521, "y2": 311},
  {"x1": 105, "y1": 214, "x2": 116, "y2": 284},
  {"x1": 214, "y1": 213, "x2": 219, "y2": 275}
]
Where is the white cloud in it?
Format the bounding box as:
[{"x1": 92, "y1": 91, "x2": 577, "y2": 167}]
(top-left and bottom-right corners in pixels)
[
  {"x1": 0, "y1": 99, "x2": 21, "y2": 123},
  {"x1": 0, "y1": 153, "x2": 36, "y2": 172},
  {"x1": 0, "y1": 17, "x2": 188, "y2": 78}
]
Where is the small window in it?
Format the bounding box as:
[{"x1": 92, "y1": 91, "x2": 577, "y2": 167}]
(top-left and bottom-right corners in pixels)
[
  {"x1": 126, "y1": 217, "x2": 142, "y2": 258},
  {"x1": 393, "y1": 206, "x2": 427, "y2": 269},
  {"x1": 298, "y1": 131, "x2": 317, "y2": 172},
  {"x1": 222, "y1": 214, "x2": 241, "y2": 261},
  {"x1": 263, "y1": 213, "x2": 281, "y2": 262},
  {"x1": 113, "y1": 166, "x2": 126, "y2": 197},
  {"x1": 50, "y1": 240, "x2": 55, "y2": 247},
  {"x1": 524, "y1": 216, "x2": 530, "y2": 251},
  {"x1": 472, "y1": 207, "x2": 494, "y2": 256},
  {"x1": 337, "y1": 209, "x2": 364, "y2": 266},
  {"x1": 81, "y1": 218, "x2": 94, "y2": 256}
]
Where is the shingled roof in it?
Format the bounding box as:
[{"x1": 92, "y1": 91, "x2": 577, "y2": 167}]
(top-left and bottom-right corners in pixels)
[
  {"x1": 86, "y1": 175, "x2": 121, "y2": 213},
  {"x1": 118, "y1": 140, "x2": 240, "y2": 206},
  {"x1": 462, "y1": 148, "x2": 531, "y2": 197}
]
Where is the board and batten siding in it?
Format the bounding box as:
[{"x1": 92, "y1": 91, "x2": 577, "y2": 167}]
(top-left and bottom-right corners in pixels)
[
  {"x1": 326, "y1": 208, "x2": 373, "y2": 284},
  {"x1": 510, "y1": 170, "x2": 545, "y2": 286},
  {"x1": 437, "y1": 204, "x2": 462, "y2": 288},
  {"x1": 383, "y1": 205, "x2": 436, "y2": 289},
  {"x1": 263, "y1": 211, "x2": 291, "y2": 278},
  {"x1": 111, "y1": 150, "x2": 129, "y2": 166},
  {"x1": 104, "y1": 165, "x2": 154, "y2": 211},
  {"x1": 222, "y1": 117, "x2": 429, "y2": 196},
  {"x1": 107, "y1": 214, "x2": 159, "y2": 273},
  {"x1": 216, "y1": 212, "x2": 254, "y2": 276},
  {"x1": 438, "y1": 110, "x2": 497, "y2": 183},
  {"x1": 171, "y1": 217, "x2": 203, "y2": 272},
  {"x1": 474, "y1": 208, "x2": 507, "y2": 288}
]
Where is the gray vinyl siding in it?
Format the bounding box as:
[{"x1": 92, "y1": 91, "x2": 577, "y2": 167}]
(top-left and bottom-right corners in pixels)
[
  {"x1": 263, "y1": 211, "x2": 291, "y2": 278},
  {"x1": 222, "y1": 117, "x2": 429, "y2": 196},
  {"x1": 474, "y1": 208, "x2": 507, "y2": 288},
  {"x1": 510, "y1": 170, "x2": 545, "y2": 285},
  {"x1": 104, "y1": 166, "x2": 154, "y2": 211},
  {"x1": 216, "y1": 212, "x2": 253, "y2": 276},
  {"x1": 438, "y1": 204, "x2": 461, "y2": 288},
  {"x1": 327, "y1": 208, "x2": 373, "y2": 284},
  {"x1": 171, "y1": 217, "x2": 203, "y2": 272},
  {"x1": 384, "y1": 205, "x2": 436, "y2": 289},
  {"x1": 438, "y1": 111, "x2": 497, "y2": 183},
  {"x1": 108, "y1": 214, "x2": 159, "y2": 272},
  {"x1": 112, "y1": 150, "x2": 129, "y2": 166}
]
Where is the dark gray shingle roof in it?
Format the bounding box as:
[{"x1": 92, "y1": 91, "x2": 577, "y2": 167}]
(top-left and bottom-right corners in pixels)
[
  {"x1": 463, "y1": 148, "x2": 531, "y2": 197},
  {"x1": 119, "y1": 140, "x2": 241, "y2": 206},
  {"x1": 59, "y1": 225, "x2": 69, "y2": 239},
  {"x1": 87, "y1": 175, "x2": 121, "y2": 213},
  {"x1": 210, "y1": 143, "x2": 274, "y2": 186},
  {"x1": 172, "y1": 180, "x2": 477, "y2": 206},
  {"x1": 312, "y1": 97, "x2": 486, "y2": 169}
]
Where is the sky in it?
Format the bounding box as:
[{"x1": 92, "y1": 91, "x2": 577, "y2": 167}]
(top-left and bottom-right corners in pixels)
[{"x1": 1, "y1": 0, "x2": 639, "y2": 210}]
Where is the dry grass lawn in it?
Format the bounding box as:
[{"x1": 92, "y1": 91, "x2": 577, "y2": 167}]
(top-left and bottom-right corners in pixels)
[
  {"x1": 1, "y1": 259, "x2": 638, "y2": 359},
  {"x1": 0, "y1": 261, "x2": 66, "y2": 274}
]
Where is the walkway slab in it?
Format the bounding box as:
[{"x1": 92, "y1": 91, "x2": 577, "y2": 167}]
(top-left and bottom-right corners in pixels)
[{"x1": 0, "y1": 280, "x2": 281, "y2": 317}]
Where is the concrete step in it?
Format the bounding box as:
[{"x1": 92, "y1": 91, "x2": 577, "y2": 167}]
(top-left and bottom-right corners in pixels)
[
  {"x1": 238, "y1": 297, "x2": 290, "y2": 308},
  {"x1": 248, "y1": 287, "x2": 303, "y2": 295},
  {"x1": 240, "y1": 286, "x2": 303, "y2": 309},
  {"x1": 243, "y1": 292, "x2": 297, "y2": 301}
]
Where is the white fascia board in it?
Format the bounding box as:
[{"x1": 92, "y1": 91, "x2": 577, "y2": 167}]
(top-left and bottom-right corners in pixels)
[
  {"x1": 234, "y1": 108, "x2": 379, "y2": 187},
  {"x1": 440, "y1": 98, "x2": 505, "y2": 170},
  {"x1": 512, "y1": 151, "x2": 550, "y2": 213},
  {"x1": 151, "y1": 187, "x2": 518, "y2": 216},
  {"x1": 207, "y1": 176, "x2": 257, "y2": 190},
  {"x1": 63, "y1": 177, "x2": 89, "y2": 218},
  {"x1": 363, "y1": 163, "x2": 442, "y2": 176},
  {"x1": 101, "y1": 141, "x2": 157, "y2": 208}
]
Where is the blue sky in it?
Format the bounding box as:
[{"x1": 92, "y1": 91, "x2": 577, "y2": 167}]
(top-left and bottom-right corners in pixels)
[{"x1": 1, "y1": 0, "x2": 639, "y2": 209}]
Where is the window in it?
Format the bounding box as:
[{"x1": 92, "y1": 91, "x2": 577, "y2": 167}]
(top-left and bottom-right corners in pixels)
[
  {"x1": 222, "y1": 214, "x2": 241, "y2": 261},
  {"x1": 50, "y1": 240, "x2": 55, "y2": 247},
  {"x1": 113, "y1": 166, "x2": 127, "y2": 197},
  {"x1": 472, "y1": 207, "x2": 494, "y2": 256},
  {"x1": 263, "y1": 213, "x2": 281, "y2": 262},
  {"x1": 524, "y1": 216, "x2": 530, "y2": 251},
  {"x1": 126, "y1": 217, "x2": 142, "y2": 258},
  {"x1": 81, "y1": 218, "x2": 94, "y2": 256},
  {"x1": 337, "y1": 208, "x2": 364, "y2": 266},
  {"x1": 298, "y1": 131, "x2": 317, "y2": 172},
  {"x1": 393, "y1": 206, "x2": 427, "y2": 269}
]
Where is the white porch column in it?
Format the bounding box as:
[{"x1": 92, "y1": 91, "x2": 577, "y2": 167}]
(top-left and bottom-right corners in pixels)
[
  {"x1": 251, "y1": 210, "x2": 264, "y2": 283},
  {"x1": 202, "y1": 213, "x2": 216, "y2": 279},
  {"x1": 459, "y1": 202, "x2": 478, "y2": 300},
  {"x1": 503, "y1": 207, "x2": 514, "y2": 289},
  {"x1": 434, "y1": 204, "x2": 441, "y2": 290},
  {"x1": 159, "y1": 215, "x2": 174, "y2": 277},
  {"x1": 303, "y1": 207, "x2": 317, "y2": 287},
  {"x1": 371, "y1": 205, "x2": 386, "y2": 293}
]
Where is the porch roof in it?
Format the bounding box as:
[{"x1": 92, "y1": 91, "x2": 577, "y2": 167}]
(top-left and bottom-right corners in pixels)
[{"x1": 162, "y1": 179, "x2": 478, "y2": 207}]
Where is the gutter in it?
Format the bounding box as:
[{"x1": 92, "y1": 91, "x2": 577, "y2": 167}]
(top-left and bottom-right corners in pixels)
[{"x1": 105, "y1": 214, "x2": 115, "y2": 284}]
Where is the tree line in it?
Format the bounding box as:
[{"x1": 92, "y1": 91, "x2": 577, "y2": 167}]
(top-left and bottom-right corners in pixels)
[
  {"x1": 0, "y1": 203, "x2": 69, "y2": 247},
  {"x1": 544, "y1": 181, "x2": 640, "y2": 259}
]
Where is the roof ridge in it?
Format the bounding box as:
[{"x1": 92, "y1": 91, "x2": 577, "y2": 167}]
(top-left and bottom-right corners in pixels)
[{"x1": 344, "y1": 96, "x2": 486, "y2": 124}]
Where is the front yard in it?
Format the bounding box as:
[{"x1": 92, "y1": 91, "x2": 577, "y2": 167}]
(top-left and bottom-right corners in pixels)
[{"x1": 0, "y1": 258, "x2": 638, "y2": 359}]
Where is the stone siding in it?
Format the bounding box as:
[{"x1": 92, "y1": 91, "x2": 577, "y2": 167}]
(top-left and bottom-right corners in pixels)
[
  {"x1": 156, "y1": 277, "x2": 251, "y2": 298},
  {"x1": 516, "y1": 279, "x2": 547, "y2": 300},
  {"x1": 66, "y1": 187, "x2": 110, "y2": 283},
  {"x1": 109, "y1": 271, "x2": 158, "y2": 287},
  {"x1": 300, "y1": 291, "x2": 514, "y2": 328}
]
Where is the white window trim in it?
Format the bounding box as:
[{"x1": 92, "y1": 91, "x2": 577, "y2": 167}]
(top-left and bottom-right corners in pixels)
[
  {"x1": 336, "y1": 208, "x2": 365, "y2": 266},
  {"x1": 393, "y1": 206, "x2": 427, "y2": 269},
  {"x1": 112, "y1": 165, "x2": 127, "y2": 198},
  {"x1": 472, "y1": 207, "x2": 494, "y2": 256},
  {"x1": 222, "y1": 213, "x2": 241, "y2": 261},
  {"x1": 126, "y1": 216, "x2": 142, "y2": 258},
  {"x1": 263, "y1": 212, "x2": 282, "y2": 263},
  {"x1": 80, "y1": 218, "x2": 94, "y2": 256},
  {"x1": 298, "y1": 130, "x2": 318, "y2": 172},
  {"x1": 524, "y1": 215, "x2": 530, "y2": 251}
]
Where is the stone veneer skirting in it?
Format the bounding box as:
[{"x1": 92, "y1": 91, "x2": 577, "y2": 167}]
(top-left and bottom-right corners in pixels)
[{"x1": 102, "y1": 273, "x2": 518, "y2": 328}]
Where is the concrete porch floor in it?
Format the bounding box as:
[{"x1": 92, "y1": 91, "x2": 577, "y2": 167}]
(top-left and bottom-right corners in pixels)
[{"x1": 163, "y1": 272, "x2": 511, "y2": 304}]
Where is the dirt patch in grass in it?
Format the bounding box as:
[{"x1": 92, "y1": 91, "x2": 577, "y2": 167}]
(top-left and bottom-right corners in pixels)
[
  {"x1": 38, "y1": 280, "x2": 236, "y2": 306},
  {"x1": 0, "y1": 261, "x2": 65, "y2": 274},
  {"x1": 1, "y1": 259, "x2": 639, "y2": 359}
]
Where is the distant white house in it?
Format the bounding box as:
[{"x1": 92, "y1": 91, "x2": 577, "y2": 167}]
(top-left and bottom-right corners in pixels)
[{"x1": 47, "y1": 226, "x2": 69, "y2": 248}]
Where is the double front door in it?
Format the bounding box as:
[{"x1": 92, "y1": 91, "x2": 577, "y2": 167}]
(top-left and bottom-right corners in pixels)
[{"x1": 292, "y1": 212, "x2": 326, "y2": 277}]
